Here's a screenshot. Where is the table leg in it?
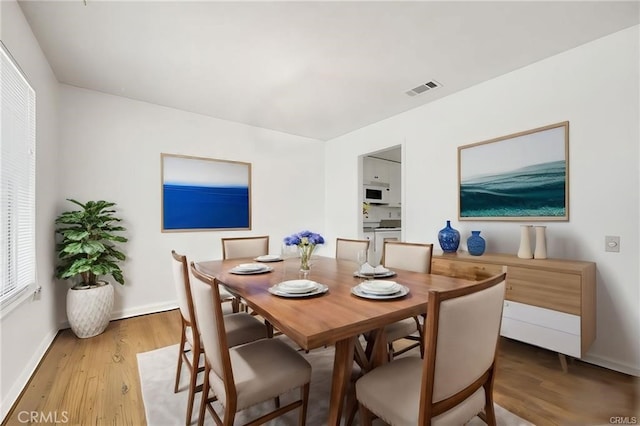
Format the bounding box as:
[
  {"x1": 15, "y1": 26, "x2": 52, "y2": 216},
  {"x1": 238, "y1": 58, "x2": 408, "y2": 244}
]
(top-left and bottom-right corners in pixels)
[
  {"x1": 328, "y1": 336, "x2": 356, "y2": 426},
  {"x1": 365, "y1": 328, "x2": 389, "y2": 368}
]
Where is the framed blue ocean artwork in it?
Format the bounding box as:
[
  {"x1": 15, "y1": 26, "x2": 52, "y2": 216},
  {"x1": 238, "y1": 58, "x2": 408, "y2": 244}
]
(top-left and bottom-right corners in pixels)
[
  {"x1": 458, "y1": 122, "x2": 569, "y2": 221},
  {"x1": 161, "y1": 154, "x2": 251, "y2": 231}
]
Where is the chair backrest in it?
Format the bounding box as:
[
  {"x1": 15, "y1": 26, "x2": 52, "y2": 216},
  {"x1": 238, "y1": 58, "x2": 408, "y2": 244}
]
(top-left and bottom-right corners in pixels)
[
  {"x1": 189, "y1": 262, "x2": 236, "y2": 405},
  {"x1": 221, "y1": 235, "x2": 269, "y2": 259},
  {"x1": 381, "y1": 241, "x2": 433, "y2": 273},
  {"x1": 419, "y1": 273, "x2": 507, "y2": 423},
  {"x1": 171, "y1": 250, "x2": 196, "y2": 325},
  {"x1": 336, "y1": 238, "x2": 370, "y2": 262}
]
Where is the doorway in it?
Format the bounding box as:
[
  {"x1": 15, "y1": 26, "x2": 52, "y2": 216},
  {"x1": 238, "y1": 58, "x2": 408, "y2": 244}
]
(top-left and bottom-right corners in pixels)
[{"x1": 360, "y1": 145, "x2": 402, "y2": 265}]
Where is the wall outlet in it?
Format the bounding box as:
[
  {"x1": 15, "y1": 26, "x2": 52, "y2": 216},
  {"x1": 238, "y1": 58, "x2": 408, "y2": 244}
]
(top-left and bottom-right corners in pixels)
[{"x1": 605, "y1": 236, "x2": 620, "y2": 252}]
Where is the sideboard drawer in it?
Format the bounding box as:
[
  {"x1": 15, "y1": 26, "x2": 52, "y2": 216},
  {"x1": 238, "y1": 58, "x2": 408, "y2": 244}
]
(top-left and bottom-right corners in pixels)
[
  {"x1": 503, "y1": 300, "x2": 580, "y2": 335},
  {"x1": 502, "y1": 300, "x2": 581, "y2": 357},
  {"x1": 431, "y1": 258, "x2": 503, "y2": 281},
  {"x1": 506, "y1": 267, "x2": 581, "y2": 315}
]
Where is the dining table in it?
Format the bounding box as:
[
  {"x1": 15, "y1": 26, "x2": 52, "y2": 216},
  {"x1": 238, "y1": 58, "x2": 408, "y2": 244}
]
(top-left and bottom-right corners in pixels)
[{"x1": 195, "y1": 255, "x2": 479, "y2": 426}]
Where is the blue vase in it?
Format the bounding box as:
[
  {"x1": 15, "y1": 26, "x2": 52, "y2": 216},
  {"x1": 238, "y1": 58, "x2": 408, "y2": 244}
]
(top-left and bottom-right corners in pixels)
[
  {"x1": 467, "y1": 231, "x2": 486, "y2": 256},
  {"x1": 438, "y1": 220, "x2": 460, "y2": 253}
]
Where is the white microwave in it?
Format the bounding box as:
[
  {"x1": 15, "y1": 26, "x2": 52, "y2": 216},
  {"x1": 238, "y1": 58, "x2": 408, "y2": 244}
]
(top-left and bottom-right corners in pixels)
[{"x1": 363, "y1": 183, "x2": 390, "y2": 204}]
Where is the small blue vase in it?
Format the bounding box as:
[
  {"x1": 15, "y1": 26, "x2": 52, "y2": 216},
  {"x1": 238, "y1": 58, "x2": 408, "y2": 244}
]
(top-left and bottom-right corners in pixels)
[
  {"x1": 467, "y1": 231, "x2": 486, "y2": 256},
  {"x1": 438, "y1": 220, "x2": 460, "y2": 253}
]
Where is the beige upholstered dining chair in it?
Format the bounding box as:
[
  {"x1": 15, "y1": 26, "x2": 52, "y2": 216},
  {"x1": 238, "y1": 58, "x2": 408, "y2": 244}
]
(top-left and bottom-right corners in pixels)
[
  {"x1": 221, "y1": 235, "x2": 270, "y2": 313},
  {"x1": 170, "y1": 251, "x2": 268, "y2": 425},
  {"x1": 356, "y1": 272, "x2": 507, "y2": 426},
  {"x1": 336, "y1": 237, "x2": 370, "y2": 262},
  {"x1": 381, "y1": 241, "x2": 434, "y2": 359},
  {"x1": 189, "y1": 262, "x2": 312, "y2": 426},
  {"x1": 221, "y1": 235, "x2": 270, "y2": 260}
]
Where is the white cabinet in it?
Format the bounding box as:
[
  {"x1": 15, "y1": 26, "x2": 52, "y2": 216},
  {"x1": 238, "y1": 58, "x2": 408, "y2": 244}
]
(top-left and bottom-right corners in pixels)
[
  {"x1": 387, "y1": 162, "x2": 401, "y2": 206},
  {"x1": 363, "y1": 157, "x2": 389, "y2": 184},
  {"x1": 362, "y1": 231, "x2": 375, "y2": 264},
  {"x1": 373, "y1": 229, "x2": 401, "y2": 265}
]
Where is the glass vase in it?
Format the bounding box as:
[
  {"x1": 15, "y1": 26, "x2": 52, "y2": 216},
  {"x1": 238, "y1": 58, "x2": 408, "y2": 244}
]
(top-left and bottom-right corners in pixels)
[{"x1": 298, "y1": 244, "x2": 316, "y2": 277}]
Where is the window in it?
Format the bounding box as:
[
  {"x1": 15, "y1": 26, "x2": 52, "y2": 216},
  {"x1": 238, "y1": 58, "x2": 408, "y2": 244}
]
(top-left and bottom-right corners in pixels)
[{"x1": 1, "y1": 42, "x2": 36, "y2": 311}]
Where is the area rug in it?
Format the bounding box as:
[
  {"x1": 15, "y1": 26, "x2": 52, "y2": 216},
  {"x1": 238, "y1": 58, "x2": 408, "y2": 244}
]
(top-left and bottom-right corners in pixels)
[{"x1": 138, "y1": 340, "x2": 533, "y2": 425}]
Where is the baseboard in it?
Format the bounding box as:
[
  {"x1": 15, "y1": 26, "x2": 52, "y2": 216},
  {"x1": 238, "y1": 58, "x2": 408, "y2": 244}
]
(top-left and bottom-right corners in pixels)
[
  {"x1": 581, "y1": 353, "x2": 640, "y2": 377},
  {"x1": 58, "y1": 301, "x2": 178, "y2": 330},
  {"x1": 1, "y1": 327, "x2": 59, "y2": 421},
  {"x1": 111, "y1": 301, "x2": 178, "y2": 321}
]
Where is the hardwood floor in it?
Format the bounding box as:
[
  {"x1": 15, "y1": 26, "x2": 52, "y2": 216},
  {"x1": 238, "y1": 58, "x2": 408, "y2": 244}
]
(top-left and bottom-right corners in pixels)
[{"x1": 3, "y1": 310, "x2": 638, "y2": 425}]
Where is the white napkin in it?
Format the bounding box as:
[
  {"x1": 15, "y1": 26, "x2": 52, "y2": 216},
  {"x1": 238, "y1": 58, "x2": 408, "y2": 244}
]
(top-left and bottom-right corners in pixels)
[
  {"x1": 359, "y1": 263, "x2": 389, "y2": 275},
  {"x1": 374, "y1": 265, "x2": 390, "y2": 274},
  {"x1": 359, "y1": 262, "x2": 375, "y2": 274}
]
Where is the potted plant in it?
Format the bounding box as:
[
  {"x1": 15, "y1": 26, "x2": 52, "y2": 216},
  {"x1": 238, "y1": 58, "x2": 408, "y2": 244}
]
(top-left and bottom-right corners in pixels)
[{"x1": 55, "y1": 199, "x2": 128, "y2": 338}]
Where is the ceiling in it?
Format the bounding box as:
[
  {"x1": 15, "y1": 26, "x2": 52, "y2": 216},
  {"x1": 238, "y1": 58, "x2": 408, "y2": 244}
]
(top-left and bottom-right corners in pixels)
[{"x1": 17, "y1": 1, "x2": 639, "y2": 141}]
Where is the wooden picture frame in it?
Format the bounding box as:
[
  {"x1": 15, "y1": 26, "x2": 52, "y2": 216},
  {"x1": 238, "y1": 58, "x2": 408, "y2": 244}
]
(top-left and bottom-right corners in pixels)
[
  {"x1": 161, "y1": 153, "x2": 252, "y2": 232},
  {"x1": 458, "y1": 121, "x2": 569, "y2": 221}
]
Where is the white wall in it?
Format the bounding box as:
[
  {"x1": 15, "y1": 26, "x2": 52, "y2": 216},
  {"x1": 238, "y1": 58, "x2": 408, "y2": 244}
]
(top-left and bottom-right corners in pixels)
[
  {"x1": 57, "y1": 86, "x2": 326, "y2": 320},
  {"x1": 325, "y1": 26, "x2": 640, "y2": 375},
  {"x1": 1, "y1": 7, "x2": 637, "y2": 420},
  {"x1": 0, "y1": 0, "x2": 61, "y2": 418}
]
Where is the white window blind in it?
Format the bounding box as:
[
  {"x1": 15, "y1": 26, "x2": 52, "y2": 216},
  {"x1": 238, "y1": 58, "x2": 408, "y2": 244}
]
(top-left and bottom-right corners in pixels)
[{"x1": 1, "y1": 42, "x2": 36, "y2": 309}]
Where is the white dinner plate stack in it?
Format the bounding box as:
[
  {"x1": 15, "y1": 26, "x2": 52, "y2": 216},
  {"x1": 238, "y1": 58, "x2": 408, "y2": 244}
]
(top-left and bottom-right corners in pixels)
[
  {"x1": 352, "y1": 280, "x2": 409, "y2": 299},
  {"x1": 269, "y1": 279, "x2": 329, "y2": 298},
  {"x1": 254, "y1": 254, "x2": 283, "y2": 262},
  {"x1": 229, "y1": 263, "x2": 273, "y2": 275}
]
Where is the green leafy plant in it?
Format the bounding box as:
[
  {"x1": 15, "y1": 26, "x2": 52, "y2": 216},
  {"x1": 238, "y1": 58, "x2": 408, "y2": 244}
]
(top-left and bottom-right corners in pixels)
[{"x1": 55, "y1": 199, "x2": 128, "y2": 287}]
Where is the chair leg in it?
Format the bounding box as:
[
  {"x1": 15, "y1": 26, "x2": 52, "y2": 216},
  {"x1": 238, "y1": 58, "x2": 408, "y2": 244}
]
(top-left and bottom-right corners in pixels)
[
  {"x1": 358, "y1": 403, "x2": 375, "y2": 426},
  {"x1": 483, "y1": 403, "x2": 497, "y2": 426},
  {"x1": 265, "y1": 320, "x2": 274, "y2": 338},
  {"x1": 174, "y1": 327, "x2": 187, "y2": 393},
  {"x1": 387, "y1": 342, "x2": 395, "y2": 362},
  {"x1": 274, "y1": 395, "x2": 281, "y2": 409},
  {"x1": 298, "y1": 383, "x2": 310, "y2": 426},
  {"x1": 197, "y1": 365, "x2": 210, "y2": 426},
  {"x1": 185, "y1": 348, "x2": 200, "y2": 425},
  {"x1": 344, "y1": 391, "x2": 359, "y2": 426},
  {"x1": 414, "y1": 315, "x2": 425, "y2": 358}
]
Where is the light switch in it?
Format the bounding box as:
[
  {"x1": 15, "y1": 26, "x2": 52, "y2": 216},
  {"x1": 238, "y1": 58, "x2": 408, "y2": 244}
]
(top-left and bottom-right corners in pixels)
[{"x1": 605, "y1": 236, "x2": 620, "y2": 252}]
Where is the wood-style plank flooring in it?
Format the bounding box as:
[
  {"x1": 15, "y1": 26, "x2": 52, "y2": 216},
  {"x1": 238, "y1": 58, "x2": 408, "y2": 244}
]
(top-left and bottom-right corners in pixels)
[{"x1": 2, "y1": 310, "x2": 638, "y2": 425}]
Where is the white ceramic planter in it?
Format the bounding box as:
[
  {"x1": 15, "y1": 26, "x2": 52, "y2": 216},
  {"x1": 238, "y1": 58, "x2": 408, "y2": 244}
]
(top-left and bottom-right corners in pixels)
[{"x1": 66, "y1": 281, "x2": 114, "y2": 338}]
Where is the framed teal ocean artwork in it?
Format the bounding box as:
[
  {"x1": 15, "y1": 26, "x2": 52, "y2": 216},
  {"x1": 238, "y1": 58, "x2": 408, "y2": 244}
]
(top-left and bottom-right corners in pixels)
[
  {"x1": 458, "y1": 122, "x2": 569, "y2": 221},
  {"x1": 161, "y1": 153, "x2": 252, "y2": 231}
]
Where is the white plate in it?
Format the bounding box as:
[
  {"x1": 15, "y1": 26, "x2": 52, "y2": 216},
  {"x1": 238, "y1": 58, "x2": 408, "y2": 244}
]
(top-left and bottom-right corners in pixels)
[
  {"x1": 351, "y1": 284, "x2": 409, "y2": 300},
  {"x1": 234, "y1": 263, "x2": 265, "y2": 271},
  {"x1": 254, "y1": 254, "x2": 283, "y2": 262},
  {"x1": 230, "y1": 265, "x2": 273, "y2": 275},
  {"x1": 353, "y1": 270, "x2": 397, "y2": 278},
  {"x1": 359, "y1": 280, "x2": 401, "y2": 295},
  {"x1": 276, "y1": 279, "x2": 317, "y2": 294},
  {"x1": 269, "y1": 283, "x2": 329, "y2": 298}
]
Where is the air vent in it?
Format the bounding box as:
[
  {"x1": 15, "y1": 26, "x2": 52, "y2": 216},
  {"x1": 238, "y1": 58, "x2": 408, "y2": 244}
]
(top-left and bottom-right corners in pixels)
[{"x1": 405, "y1": 80, "x2": 442, "y2": 97}]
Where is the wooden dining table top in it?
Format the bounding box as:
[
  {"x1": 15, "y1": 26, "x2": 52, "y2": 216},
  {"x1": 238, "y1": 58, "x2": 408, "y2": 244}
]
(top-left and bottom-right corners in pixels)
[
  {"x1": 195, "y1": 255, "x2": 479, "y2": 425},
  {"x1": 195, "y1": 256, "x2": 477, "y2": 350}
]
